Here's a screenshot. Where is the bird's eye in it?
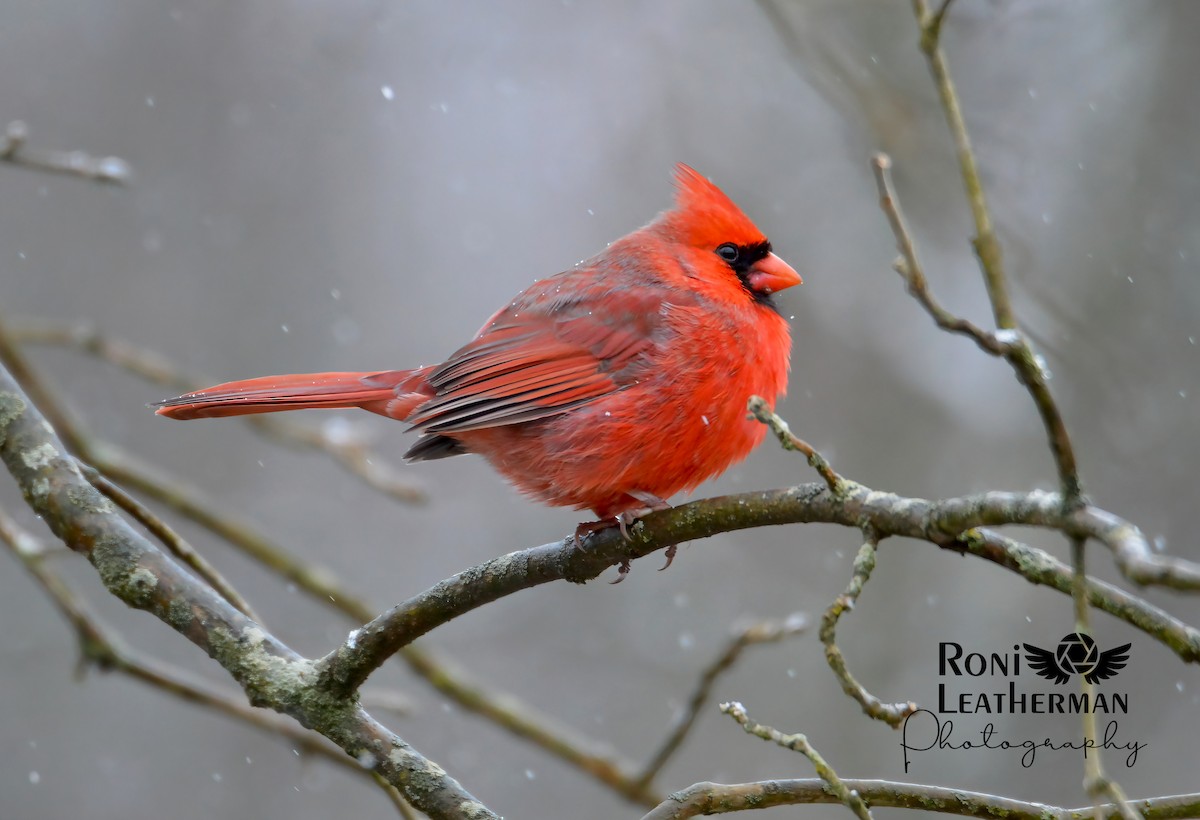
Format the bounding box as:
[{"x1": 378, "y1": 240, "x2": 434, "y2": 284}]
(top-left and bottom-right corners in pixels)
[{"x1": 716, "y1": 243, "x2": 740, "y2": 264}]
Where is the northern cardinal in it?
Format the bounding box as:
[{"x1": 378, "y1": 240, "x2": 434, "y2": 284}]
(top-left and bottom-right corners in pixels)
[{"x1": 156, "y1": 165, "x2": 801, "y2": 561}]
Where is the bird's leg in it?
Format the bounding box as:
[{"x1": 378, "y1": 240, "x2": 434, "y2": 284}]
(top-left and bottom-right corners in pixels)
[
  {"x1": 574, "y1": 492, "x2": 673, "y2": 583},
  {"x1": 624, "y1": 491, "x2": 679, "y2": 571}
]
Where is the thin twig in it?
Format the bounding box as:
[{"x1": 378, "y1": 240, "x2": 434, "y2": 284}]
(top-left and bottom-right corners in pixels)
[
  {"x1": 872, "y1": 150, "x2": 1079, "y2": 498},
  {"x1": 822, "y1": 533, "x2": 918, "y2": 727},
  {"x1": 911, "y1": 2, "x2": 1012, "y2": 331},
  {"x1": 642, "y1": 779, "x2": 1200, "y2": 820},
  {"x1": 372, "y1": 774, "x2": 420, "y2": 820},
  {"x1": 747, "y1": 395, "x2": 844, "y2": 494},
  {"x1": 315, "y1": 483, "x2": 1200, "y2": 699},
  {"x1": 0, "y1": 322, "x2": 656, "y2": 809},
  {"x1": 909, "y1": 2, "x2": 1129, "y2": 814},
  {"x1": 0, "y1": 507, "x2": 380, "y2": 784},
  {"x1": 959, "y1": 529, "x2": 1200, "y2": 663},
  {"x1": 0, "y1": 312, "x2": 89, "y2": 454},
  {"x1": 923, "y1": 0, "x2": 957, "y2": 52},
  {"x1": 636, "y1": 613, "x2": 809, "y2": 788},
  {"x1": 910, "y1": 0, "x2": 1081, "y2": 502},
  {"x1": 79, "y1": 462, "x2": 263, "y2": 623},
  {"x1": 869, "y1": 154, "x2": 1011, "y2": 357},
  {"x1": 0, "y1": 366, "x2": 497, "y2": 820},
  {"x1": 720, "y1": 701, "x2": 873, "y2": 820},
  {"x1": 1, "y1": 120, "x2": 131, "y2": 184},
  {"x1": 1072, "y1": 538, "x2": 1141, "y2": 820},
  {"x1": 88, "y1": 437, "x2": 662, "y2": 803},
  {"x1": 7, "y1": 316, "x2": 425, "y2": 505},
  {"x1": 398, "y1": 645, "x2": 659, "y2": 806}
]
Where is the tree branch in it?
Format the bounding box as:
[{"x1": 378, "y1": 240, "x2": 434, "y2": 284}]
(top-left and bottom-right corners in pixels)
[
  {"x1": 80, "y1": 461, "x2": 262, "y2": 623},
  {"x1": 960, "y1": 529, "x2": 1200, "y2": 662},
  {"x1": 1, "y1": 120, "x2": 131, "y2": 184},
  {"x1": 0, "y1": 505, "x2": 391, "y2": 785},
  {"x1": 316, "y1": 479, "x2": 1200, "y2": 698},
  {"x1": 0, "y1": 323, "x2": 661, "y2": 805},
  {"x1": 719, "y1": 701, "x2": 873, "y2": 820},
  {"x1": 747, "y1": 395, "x2": 844, "y2": 494},
  {"x1": 0, "y1": 363, "x2": 496, "y2": 820},
  {"x1": 636, "y1": 613, "x2": 809, "y2": 788},
  {"x1": 821, "y1": 532, "x2": 917, "y2": 728},
  {"x1": 642, "y1": 780, "x2": 1200, "y2": 820},
  {"x1": 870, "y1": 154, "x2": 1012, "y2": 357},
  {"x1": 7, "y1": 316, "x2": 425, "y2": 505}
]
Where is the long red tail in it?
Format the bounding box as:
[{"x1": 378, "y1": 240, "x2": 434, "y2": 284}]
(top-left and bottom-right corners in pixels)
[{"x1": 154, "y1": 369, "x2": 429, "y2": 420}]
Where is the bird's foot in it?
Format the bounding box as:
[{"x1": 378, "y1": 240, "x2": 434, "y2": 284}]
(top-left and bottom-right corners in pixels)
[
  {"x1": 573, "y1": 492, "x2": 673, "y2": 584},
  {"x1": 573, "y1": 519, "x2": 612, "y2": 545},
  {"x1": 610, "y1": 558, "x2": 632, "y2": 584},
  {"x1": 659, "y1": 543, "x2": 678, "y2": 572}
]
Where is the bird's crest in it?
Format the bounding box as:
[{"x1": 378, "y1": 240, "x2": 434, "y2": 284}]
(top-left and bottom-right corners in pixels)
[{"x1": 662, "y1": 163, "x2": 767, "y2": 249}]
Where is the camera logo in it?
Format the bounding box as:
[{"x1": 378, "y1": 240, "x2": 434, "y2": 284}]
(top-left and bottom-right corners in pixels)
[{"x1": 1023, "y1": 633, "x2": 1130, "y2": 685}]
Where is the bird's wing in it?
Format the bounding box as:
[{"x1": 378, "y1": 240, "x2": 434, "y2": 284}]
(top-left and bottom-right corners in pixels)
[
  {"x1": 405, "y1": 274, "x2": 672, "y2": 435},
  {"x1": 1085, "y1": 643, "x2": 1131, "y2": 684},
  {"x1": 1023, "y1": 644, "x2": 1070, "y2": 685}
]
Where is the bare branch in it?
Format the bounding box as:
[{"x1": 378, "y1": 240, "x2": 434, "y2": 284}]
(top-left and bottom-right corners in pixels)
[
  {"x1": 8, "y1": 316, "x2": 425, "y2": 505},
  {"x1": 399, "y1": 645, "x2": 660, "y2": 806},
  {"x1": 637, "y1": 613, "x2": 809, "y2": 788},
  {"x1": 822, "y1": 533, "x2": 917, "y2": 727},
  {"x1": 316, "y1": 480, "x2": 1200, "y2": 698},
  {"x1": 870, "y1": 154, "x2": 1011, "y2": 356},
  {"x1": 720, "y1": 701, "x2": 872, "y2": 820},
  {"x1": 1, "y1": 311, "x2": 659, "y2": 806},
  {"x1": 747, "y1": 395, "x2": 844, "y2": 493},
  {"x1": 1, "y1": 120, "x2": 131, "y2": 184},
  {"x1": 80, "y1": 462, "x2": 262, "y2": 623},
  {"x1": 911, "y1": 2, "x2": 1013, "y2": 332},
  {"x1": 0, "y1": 506, "x2": 386, "y2": 783},
  {"x1": 960, "y1": 529, "x2": 1200, "y2": 662},
  {"x1": 907, "y1": 1, "x2": 1123, "y2": 808},
  {"x1": 0, "y1": 364, "x2": 497, "y2": 820},
  {"x1": 908, "y1": 1, "x2": 1081, "y2": 503},
  {"x1": 642, "y1": 779, "x2": 1200, "y2": 820},
  {"x1": 1072, "y1": 536, "x2": 1141, "y2": 820}
]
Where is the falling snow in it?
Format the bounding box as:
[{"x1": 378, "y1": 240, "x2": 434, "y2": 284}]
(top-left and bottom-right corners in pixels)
[
  {"x1": 783, "y1": 613, "x2": 807, "y2": 632},
  {"x1": 993, "y1": 329, "x2": 1021, "y2": 346}
]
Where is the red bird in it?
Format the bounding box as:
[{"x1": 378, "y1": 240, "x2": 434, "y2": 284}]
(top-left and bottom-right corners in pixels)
[{"x1": 156, "y1": 165, "x2": 801, "y2": 560}]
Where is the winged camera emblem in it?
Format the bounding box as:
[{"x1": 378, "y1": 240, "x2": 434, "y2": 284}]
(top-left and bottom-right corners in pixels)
[{"x1": 1023, "y1": 633, "x2": 1130, "y2": 684}]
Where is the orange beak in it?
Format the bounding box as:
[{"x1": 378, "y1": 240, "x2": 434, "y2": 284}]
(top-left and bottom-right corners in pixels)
[{"x1": 747, "y1": 252, "x2": 802, "y2": 295}]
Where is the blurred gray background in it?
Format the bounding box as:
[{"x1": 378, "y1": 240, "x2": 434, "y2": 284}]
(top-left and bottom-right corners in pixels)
[{"x1": 3, "y1": 0, "x2": 1199, "y2": 817}]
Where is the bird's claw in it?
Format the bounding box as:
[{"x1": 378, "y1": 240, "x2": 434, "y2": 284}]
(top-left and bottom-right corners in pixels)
[
  {"x1": 658, "y1": 543, "x2": 677, "y2": 571},
  {"x1": 576, "y1": 493, "x2": 675, "y2": 582},
  {"x1": 609, "y1": 559, "x2": 632, "y2": 584},
  {"x1": 615, "y1": 511, "x2": 639, "y2": 541}
]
